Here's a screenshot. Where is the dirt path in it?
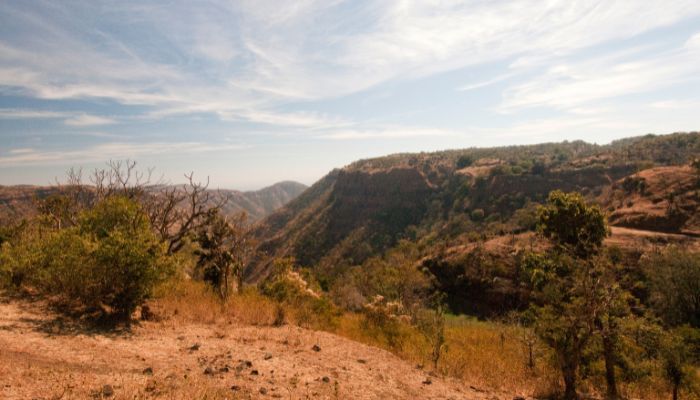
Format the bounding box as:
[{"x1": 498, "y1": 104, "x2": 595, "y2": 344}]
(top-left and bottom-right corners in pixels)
[{"x1": 0, "y1": 296, "x2": 502, "y2": 400}]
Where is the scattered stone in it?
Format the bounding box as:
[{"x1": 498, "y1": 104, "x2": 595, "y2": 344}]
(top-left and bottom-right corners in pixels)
[
  {"x1": 142, "y1": 367, "x2": 153, "y2": 376},
  {"x1": 321, "y1": 376, "x2": 330, "y2": 383},
  {"x1": 102, "y1": 384, "x2": 114, "y2": 397},
  {"x1": 203, "y1": 367, "x2": 214, "y2": 375},
  {"x1": 230, "y1": 385, "x2": 241, "y2": 391},
  {"x1": 259, "y1": 387, "x2": 268, "y2": 395},
  {"x1": 357, "y1": 359, "x2": 367, "y2": 364},
  {"x1": 264, "y1": 353, "x2": 273, "y2": 360},
  {"x1": 189, "y1": 343, "x2": 201, "y2": 351},
  {"x1": 311, "y1": 344, "x2": 321, "y2": 352},
  {"x1": 145, "y1": 380, "x2": 157, "y2": 392},
  {"x1": 236, "y1": 360, "x2": 253, "y2": 373},
  {"x1": 513, "y1": 396, "x2": 526, "y2": 400},
  {"x1": 219, "y1": 366, "x2": 230, "y2": 373},
  {"x1": 422, "y1": 377, "x2": 432, "y2": 385},
  {"x1": 251, "y1": 369, "x2": 259, "y2": 376},
  {"x1": 470, "y1": 385, "x2": 485, "y2": 393}
]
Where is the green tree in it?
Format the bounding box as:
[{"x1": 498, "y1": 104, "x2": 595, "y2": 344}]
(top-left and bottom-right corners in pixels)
[
  {"x1": 661, "y1": 331, "x2": 698, "y2": 400},
  {"x1": 524, "y1": 190, "x2": 611, "y2": 400},
  {"x1": 537, "y1": 190, "x2": 609, "y2": 257}
]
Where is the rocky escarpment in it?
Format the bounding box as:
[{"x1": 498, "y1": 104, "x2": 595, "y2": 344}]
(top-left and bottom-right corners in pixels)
[{"x1": 248, "y1": 167, "x2": 436, "y2": 281}]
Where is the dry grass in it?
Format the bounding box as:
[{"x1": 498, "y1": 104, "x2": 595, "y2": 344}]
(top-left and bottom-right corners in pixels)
[{"x1": 153, "y1": 279, "x2": 280, "y2": 327}]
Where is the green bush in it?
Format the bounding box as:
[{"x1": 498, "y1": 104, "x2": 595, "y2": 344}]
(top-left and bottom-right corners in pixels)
[
  {"x1": 0, "y1": 196, "x2": 173, "y2": 320},
  {"x1": 470, "y1": 208, "x2": 485, "y2": 222}
]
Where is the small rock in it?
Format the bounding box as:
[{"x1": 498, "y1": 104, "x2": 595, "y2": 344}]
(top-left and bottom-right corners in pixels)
[
  {"x1": 102, "y1": 384, "x2": 115, "y2": 397},
  {"x1": 259, "y1": 387, "x2": 268, "y2": 395},
  {"x1": 321, "y1": 376, "x2": 330, "y2": 383},
  {"x1": 189, "y1": 343, "x2": 201, "y2": 351},
  {"x1": 513, "y1": 397, "x2": 526, "y2": 400},
  {"x1": 230, "y1": 385, "x2": 241, "y2": 391},
  {"x1": 264, "y1": 353, "x2": 273, "y2": 360},
  {"x1": 311, "y1": 344, "x2": 321, "y2": 352},
  {"x1": 251, "y1": 369, "x2": 259, "y2": 376},
  {"x1": 422, "y1": 377, "x2": 432, "y2": 385},
  {"x1": 142, "y1": 367, "x2": 153, "y2": 375},
  {"x1": 236, "y1": 360, "x2": 253, "y2": 373},
  {"x1": 204, "y1": 367, "x2": 214, "y2": 375},
  {"x1": 219, "y1": 366, "x2": 230, "y2": 373},
  {"x1": 145, "y1": 380, "x2": 157, "y2": 392},
  {"x1": 357, "y1": 359, "x2": 367, "y2": 364}
]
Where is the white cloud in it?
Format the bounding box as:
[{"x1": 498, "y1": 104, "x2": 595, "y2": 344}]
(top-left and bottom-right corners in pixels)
[
  {"x1": 8, "y1": 148, "x2": 34, "y2": 154},
  {"x1": 0, "y1": 142, "x2": 247, "y2": 166},
  {"x1": 0, "y1": 108, "x2": 70, "y2": 119},
  {"x1": 497, "y1": 37, "x2": 700, "y2": 112},
  {"x1": 64, "y1": 114, "x2": 115, "y2": 127}
]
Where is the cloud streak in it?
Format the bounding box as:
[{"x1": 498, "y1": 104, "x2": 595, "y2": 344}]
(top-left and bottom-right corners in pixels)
[{"x1": 0, "y1": 142, "x2": 247, "y2": 166}]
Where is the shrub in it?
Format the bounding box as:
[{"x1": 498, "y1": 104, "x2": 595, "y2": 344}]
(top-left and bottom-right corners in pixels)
[
  {"x1": 470, "y1": 209, "x2": 485, "y2": 222},
  {"x1": 644, "y1": 247, "x2": 700, "y2": 327},
  {"x1": 0, "y1": 197, "x2": 173, "y2": 320},
  {"x1": 456, "y1": 155, "x2": 474, "y2": 168},
  {"x1": 261, "y1": 258, "x2": 339, "y2": 329}
]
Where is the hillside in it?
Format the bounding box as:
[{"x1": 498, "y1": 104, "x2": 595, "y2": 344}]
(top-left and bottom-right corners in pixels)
[
  {"x1": 248, "y1": 132, "x2": 700, "y2": 313},
  {"x1": 0, "y1": 181, "x2": 307, "y2": 224},
  {"x1": 0, "y1": 295, "x2": 499, "y2": 400}
]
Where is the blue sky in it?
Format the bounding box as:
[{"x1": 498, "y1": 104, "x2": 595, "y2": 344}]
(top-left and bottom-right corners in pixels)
[{"x1": 1, "y1": 1, "x2": 699, "y2": 189}]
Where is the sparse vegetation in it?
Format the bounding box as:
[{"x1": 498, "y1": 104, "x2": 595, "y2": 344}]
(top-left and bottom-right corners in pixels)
[{"x1": 2, "y1": 133, "x2": 700, "y2": 399}]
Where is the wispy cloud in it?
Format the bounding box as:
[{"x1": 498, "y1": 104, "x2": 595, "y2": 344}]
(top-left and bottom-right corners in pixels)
[
  {"x1": 498, "y1": 36, "x2": 700, "y2": 112},
  {"x1": 0, "y1": 142, "x2": 247, "y2": 166},
  {"x1": 0, "y1": 109, "x2": 71, "y2": 119},
  {"x1": 63, "y1": 114, "x2": 115, "y2": 127}
]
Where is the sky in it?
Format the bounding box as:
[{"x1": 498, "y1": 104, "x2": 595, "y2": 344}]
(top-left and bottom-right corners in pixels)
[{"x1": 1, "y1": 1, "x2": 699, "y2": 190}]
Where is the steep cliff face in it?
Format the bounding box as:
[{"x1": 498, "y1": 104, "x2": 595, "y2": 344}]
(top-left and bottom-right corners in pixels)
[{"x1": 248, "y1": 167, "x2": 435, "y2": 281}]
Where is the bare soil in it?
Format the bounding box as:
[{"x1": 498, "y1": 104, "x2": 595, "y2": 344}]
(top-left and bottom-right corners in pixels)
[{"x1": 0, "y1": 295, "x2": 503, "y2": 400}]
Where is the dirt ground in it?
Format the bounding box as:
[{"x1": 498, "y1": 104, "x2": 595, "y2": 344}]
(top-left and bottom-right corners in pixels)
[{"x1": 0, "y1": 295, "x2": 507, "y2": 400}]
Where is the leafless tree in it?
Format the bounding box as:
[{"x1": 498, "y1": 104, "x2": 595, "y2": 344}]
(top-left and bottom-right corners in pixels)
[{"x1": 42, "y1": 160, "x2": 229, "y2": 254}]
